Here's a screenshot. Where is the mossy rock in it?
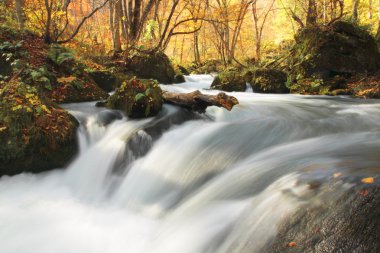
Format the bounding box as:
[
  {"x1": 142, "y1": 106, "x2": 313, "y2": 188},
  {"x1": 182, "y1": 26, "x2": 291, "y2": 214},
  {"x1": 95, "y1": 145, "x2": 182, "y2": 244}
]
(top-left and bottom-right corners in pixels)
[
  {"x1": 249, "y1": 68, "x2": 289, "y2": 93},
  {"x1": 211, "y1": 70, "x2": 246, "y2": 92},
  {"x1": 176, "y1": 65, "x2": 190, "y2": 75},
  {"x1": 88, "y1": 70, "x2": 116, "y2": 92},
  {"x1": 174, "y1": 74, "x2": 186, "y2": 83},
  {"x1": 106, "y1": 77, "x2": 163, "y2": 118},
  {"x1": 127, "y1": 51, "x2": 176, "y2": 84},
  {"x1": 0, "y1": 82, "x2": 78, "y2": 176},
  {"x1": 290, "y1": 21, "x2": 380, "y2": 81}
]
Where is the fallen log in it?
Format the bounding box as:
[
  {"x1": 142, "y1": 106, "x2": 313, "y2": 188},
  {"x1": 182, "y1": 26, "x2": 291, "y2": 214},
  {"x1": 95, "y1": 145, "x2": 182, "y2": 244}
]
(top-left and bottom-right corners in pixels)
[{"x1": 162, "y1": 90, "x2": 239, "y2": 113}]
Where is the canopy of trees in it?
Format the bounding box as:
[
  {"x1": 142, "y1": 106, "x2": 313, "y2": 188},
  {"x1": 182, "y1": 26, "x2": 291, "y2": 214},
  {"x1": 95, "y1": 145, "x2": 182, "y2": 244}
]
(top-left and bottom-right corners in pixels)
[{"x1": 2, "y1": 0, "x2": 380, "y2": 64}]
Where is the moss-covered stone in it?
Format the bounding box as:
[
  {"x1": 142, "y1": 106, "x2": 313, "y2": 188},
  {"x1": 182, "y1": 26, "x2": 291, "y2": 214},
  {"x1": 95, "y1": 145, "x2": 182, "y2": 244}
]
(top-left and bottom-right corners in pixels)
[
  {"x1": 176, "y1": 65, "x2": 190, "y2": 75},
  {"x1": 248, "y1": 68, "x2": 289, "y2": 93},
  {"x1": 290, "y1": 21, "x2": 380, "y2": 81},
  {"x1": 127, "y1": 51, "x2": 176, "y2": 84},
  {"x1": 88, "y1": 70, "x2": 116, "y2": 92},
  {"x1": 0, "y1": 82, "x2": 78, "y2": 176},
  {"x1": 211, "y1": 69, "x2": 246, "y2": 92},
  {"x1": 174, "y1": 74, "x2": 186, "y2": 83},
  {"x1": 106, "y1": 77, "x2": 163, "y2": 118}
]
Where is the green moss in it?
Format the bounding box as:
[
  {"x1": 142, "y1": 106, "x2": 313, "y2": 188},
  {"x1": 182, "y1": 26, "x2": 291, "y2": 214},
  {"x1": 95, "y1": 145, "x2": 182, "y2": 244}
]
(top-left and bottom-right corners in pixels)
[
  {"x1": 106, "y1": 77, "x2": 163, "y2": 118},
  {"x1": 0, "y1": 81, "x2": 78, "y2": 176}
]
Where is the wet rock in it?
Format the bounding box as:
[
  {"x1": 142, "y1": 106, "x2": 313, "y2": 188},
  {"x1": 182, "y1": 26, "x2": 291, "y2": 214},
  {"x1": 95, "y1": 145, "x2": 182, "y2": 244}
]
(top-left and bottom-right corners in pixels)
[
  {"x1": 249, "y1": 68, "x2": 289, "y2": 94},
  {"x1": 106, "y1": 77, "x2": 163, "y2": 118},
  {"x1": 126, "y1": 51, "x2": 176, "y2": 84},
  {"x1": 88, "y1": 70, "x2": 117, "y2": 92},
  {"x1": 176, "y1": 65, "x2": 190, "y2": 75},
  {"x1": 174, "y1": 74, "x2": 186, "y2": 83},
  {"x1": 96, "y1": 110, "x2": 123, "y2": 126},
  {"x1": 0, "y1": 82, "x2": 78, "y2": 176},
  {"x1": 263, "y1": 183, "x2": 380, "y2": 252},
  {"x1": 211, "y1": 69, "x2": 246, "y2": 92}
]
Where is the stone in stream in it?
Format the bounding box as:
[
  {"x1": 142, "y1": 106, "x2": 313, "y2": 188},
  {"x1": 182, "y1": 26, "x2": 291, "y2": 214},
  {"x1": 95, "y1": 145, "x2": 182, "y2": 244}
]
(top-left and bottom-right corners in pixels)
[
  {"x1": 95, "y1": 110, "x2": 123, "y2": 126},
  {"x1": 105, "y1": 77, "x2": 163, "y2": 118},
  {"x1": 211, "y1": 69, "x2": 247, "y2": 92},
  {"x1": 245, "y1": 68, "x2": 289, "y2": 94}
]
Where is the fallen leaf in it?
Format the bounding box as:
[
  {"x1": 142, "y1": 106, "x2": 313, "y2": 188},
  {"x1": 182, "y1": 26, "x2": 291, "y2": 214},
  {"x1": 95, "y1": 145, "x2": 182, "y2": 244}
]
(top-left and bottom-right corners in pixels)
[
  {"x1": 358, "y1": 189, "x2": 369, "y2": 196},
  {"x1": 333, "y1": 172, "x2": 342, "y2": 178},
  {"x1": 361, "y1": 177, "x2": 375, "y2": 184},
  {"x1": 287, "y1": 241, "x2": 297, "y2": 247}
]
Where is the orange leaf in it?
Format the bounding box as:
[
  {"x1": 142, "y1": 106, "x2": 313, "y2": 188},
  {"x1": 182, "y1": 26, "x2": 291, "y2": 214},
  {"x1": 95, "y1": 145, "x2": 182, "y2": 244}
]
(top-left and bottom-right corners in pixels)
[
  {"x1": 361, "y1": 177, "x2": 375, "y2": 184},
  {"x1": 287, "y1": 241, "x2": 297, "y2": 247}
]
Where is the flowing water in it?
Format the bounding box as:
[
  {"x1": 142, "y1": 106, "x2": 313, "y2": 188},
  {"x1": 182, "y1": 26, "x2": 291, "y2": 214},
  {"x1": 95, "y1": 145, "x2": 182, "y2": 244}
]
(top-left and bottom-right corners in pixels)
[{"x1": 0, "y1": 75, "x2": 380, "y2": 253}]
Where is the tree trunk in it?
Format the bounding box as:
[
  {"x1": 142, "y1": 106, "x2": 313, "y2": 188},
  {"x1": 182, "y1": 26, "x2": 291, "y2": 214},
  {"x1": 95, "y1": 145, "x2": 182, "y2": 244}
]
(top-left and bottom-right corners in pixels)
[
  {"x1": 15, "y1": 0, "x2": 25, "y2": 30},
  {"x1": 162, "y1": 90, "x2": 239, "y2": 113},
  {"x1": 376, "y1": 0, "x2": 380, "y2": 41},
  {"x1": 306, "y1": 0, "x2": 317, "y2": 26},
  {"x1": 44, "y1": 0, "x2": 52, "y2": 43},
  {"x1": 113, "y1": 0, "x2": 122, "y2": 53},
  {"x1": 352, "y1": 0, "x2": 360, "y2": 22},
  {"x1": 193, "y1": 31, "x2": 200, "y2": 64}
]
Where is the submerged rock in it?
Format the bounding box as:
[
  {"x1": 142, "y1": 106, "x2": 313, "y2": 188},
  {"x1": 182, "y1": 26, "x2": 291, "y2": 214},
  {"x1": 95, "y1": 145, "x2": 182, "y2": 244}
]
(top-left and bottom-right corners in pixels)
[
  {"x1": 0, "y1": 82, "x2": 78, "y2": 176},
  {"x1": 106, "y1": 77, "x2": 163, "y2": 118},
  {"x1": 211, "y1": 69, "x2": 246, "y2": 92},
  {"x1": 126, "y1": 51, "x2": 176, "y2": 84},
  {"x1": 247, "y1": 68, "x2": 289, "y2": 93}
]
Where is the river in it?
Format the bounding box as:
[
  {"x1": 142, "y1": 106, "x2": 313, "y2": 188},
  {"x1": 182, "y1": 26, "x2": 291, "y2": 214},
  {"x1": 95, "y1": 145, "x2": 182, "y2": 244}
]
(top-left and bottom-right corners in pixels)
[{"x1": 0, "y1": 75, "x2": 379, "y2": 253}]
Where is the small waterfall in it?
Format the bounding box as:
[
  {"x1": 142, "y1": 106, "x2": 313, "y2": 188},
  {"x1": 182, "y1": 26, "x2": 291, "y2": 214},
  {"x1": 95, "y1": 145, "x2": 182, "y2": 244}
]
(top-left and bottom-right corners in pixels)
[{"x1": 0, "y1": 76, "x2": 379, "y2": 253}]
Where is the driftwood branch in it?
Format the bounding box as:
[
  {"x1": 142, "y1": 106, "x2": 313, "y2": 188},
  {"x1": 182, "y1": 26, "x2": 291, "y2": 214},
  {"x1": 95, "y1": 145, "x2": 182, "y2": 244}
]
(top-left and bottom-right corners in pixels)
[{"x1": 163, "y1": 90, "x2": 239, "y2": 113}]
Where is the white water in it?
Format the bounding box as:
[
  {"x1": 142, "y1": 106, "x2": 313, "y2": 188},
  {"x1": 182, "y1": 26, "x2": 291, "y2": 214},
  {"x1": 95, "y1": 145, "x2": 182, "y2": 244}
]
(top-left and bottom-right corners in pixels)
[{"x1": 1, "y1": 75, "x2": 380, "y2": 253}]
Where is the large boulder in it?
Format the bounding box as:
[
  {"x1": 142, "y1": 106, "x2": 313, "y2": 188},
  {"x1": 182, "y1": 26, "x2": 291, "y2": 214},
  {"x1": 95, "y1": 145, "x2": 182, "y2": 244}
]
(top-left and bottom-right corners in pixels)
[
  {"x1": 0, "y1": 82, "x2": 78, "y2": 176},
  {"x1": 106, "y1": 77, "x2": 163, "y2": 118},
  {"x1": 246, "y1": 68, "x2": 289, "y2": 93},
  {"x1": 211, "y1": 69, "x2": 246, "y2": 92},
  {"x1": 290, "y1": 21, "x2": 380, "y2": 81},
  {"x1": 126, "y1": 51, "x2": 176, "y2": 84}
]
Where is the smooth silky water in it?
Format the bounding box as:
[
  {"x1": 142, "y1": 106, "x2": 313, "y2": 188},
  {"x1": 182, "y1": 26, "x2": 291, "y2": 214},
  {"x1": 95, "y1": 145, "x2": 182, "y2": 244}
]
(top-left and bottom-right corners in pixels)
[{"x1": 0, "y1": 75, "x2": 379, "y2": 253}]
